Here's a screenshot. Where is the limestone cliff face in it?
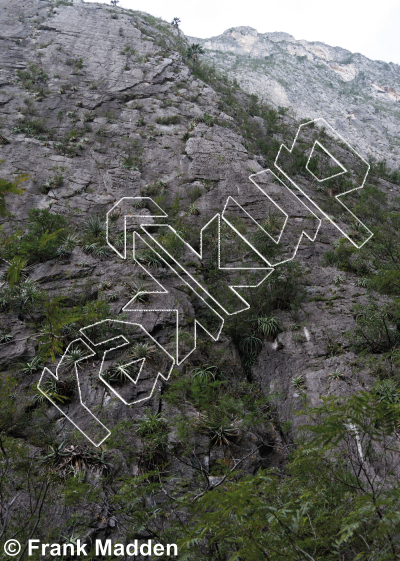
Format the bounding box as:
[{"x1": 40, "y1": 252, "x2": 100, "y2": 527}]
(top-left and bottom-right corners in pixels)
[
  {"x1": 0, "y1": 0, "x2": 399, "y2": 548},
  {"x1": 189, "y1": 26, "x2": 400, "y2": 169}
]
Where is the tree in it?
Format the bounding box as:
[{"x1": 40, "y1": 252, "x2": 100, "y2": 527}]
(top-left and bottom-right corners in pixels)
[
  {"x1": 110, "y1": 0, "x2": 119, "y2": 6},
  {"x1": 171, "y1": 17, "x2": 181, "y2": 36},
  {"x1": 187, "y1": 43, "x2": 204, "y2": 65},
  {"x1": 176, "y1": 392, "x2": 400, "y2": 560}
]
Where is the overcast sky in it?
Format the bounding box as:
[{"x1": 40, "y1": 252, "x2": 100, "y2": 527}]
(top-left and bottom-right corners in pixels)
[{"x1": 86, "y1": 0, "x2": 400, "y2": 64}]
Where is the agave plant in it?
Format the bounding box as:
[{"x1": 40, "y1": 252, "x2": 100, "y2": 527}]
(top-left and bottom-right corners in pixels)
[
  {"x1": 39, "y1": 441, "x2": 110, "y2": 477},
  {"x1": 0, "y1": 332, "x2": 13, "y2": 343},
  {"x1": 291, "y1": 375, "x2": 306, "y2": 390},
  {"x1": 61, "y1": 322, "x2": 80, "y2": 338},
  {"x1": 21, "y1": 355, "x2": 43, "y2": 375},
  {"x1": 375, "y1": 379, "x2": 400, "y2": 404},
  {"x1": 240, "y1": 335, "x2": 262, "y2": 357},
  {"x1": 126, "y1": 281, "x2": 150, "y2": 304},
  {"x1": 57, "y1": 233, "x2": 80, "y2": 257},
  {"x1": 135, "y1": 411, "x2": 167, "y2": 438},
  {"x1": 191, "y1": 365, "x2": 219, "y2": 381},
  {"x1": 61, "y1": 348, "x2": 87, "y2": 370},
  {"x1": 130, "y1": 341, "x2": 157, "y2": 360},
  {"x1": 83, "y1": 242, "x2": 110, "y2": 258},
  {"x1": 197, "y1": 409, "x2": 241, "y2": 446},
  {"x1": 103, "y1": 359, "x2": 139, "y2": 384},
  {"x1": 257, "y1": 316, "x2": 280, "y2": 338},
  {"x1": 99, "y1": 279, "x2": 112, "y2": 291},
  {"x1": 131, "y1": 199, "x2": 147, "y2": 209},
  {"x1": 355, "y1": 277, "x2": 368, "y2": 288},
  {"x1": 107, "y1": 291, "x2": 119, "y2": 302},
  {"x1": 328, "y1": 370, "x2": 345, "y2": 381},
  {"x1": 39, "y1": 440, "x2": 70, "y2": 466},
  {"x1": 333, "y1": 275, "x2": 345, "y2": 286},
  {"x1": 112, "y1": 232, "x2": 125, "y2": 249},
  {"x1": 33, "y1": 379, "x2": 72, "y2": 405},
  {"x1": 83, "y1": 215, "x2": 106, "y2": 237},
  {"x1": 0, "y1": 279, "x2": 42, "y2": 312},
  {"x1": 135, "y1": 250, "x2": 163, "y2": 268},
  {"x1": 188, "y1": 203, "x2": 200, "y2": 216}
]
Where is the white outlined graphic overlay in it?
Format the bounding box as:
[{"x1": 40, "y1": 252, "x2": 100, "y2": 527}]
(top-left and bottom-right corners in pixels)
[
  {"x1": 36, "y1": 118, "x2": 374, "y2": 445},
  {"x1": 275, "y1": 118, "x2": 372, "y2": 248}
]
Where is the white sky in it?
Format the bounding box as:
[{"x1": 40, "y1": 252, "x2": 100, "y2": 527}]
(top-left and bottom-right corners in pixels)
[{"x1": 86, "y1": 0, "x2": 400, "y2": 64}]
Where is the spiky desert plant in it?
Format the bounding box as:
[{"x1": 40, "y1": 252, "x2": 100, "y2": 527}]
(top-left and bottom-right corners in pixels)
[
  {"x1": 375, "y1": 379, "x2": 400, "y2": 404},
  {"x1": 57, "y1": 233, "x2": 80, "y2": 257},
  {"x1": 240, "y1": 335, "x2": 262, "y2": 357},
  {"x1": 126, "y1": 281, "x2": 150, "y2": 304},
  {"x1": 83, "y1": 215, "x2": 106, "y2": 237},
  {"x1": 21, "y1": 355, "x2": 43, "y2": 375},
  {"x1": 328, "y1": 370, "x2": 345, "y2": 381},
  {"x1": 257, "y1": 316, "x2": 280, "y2": 338},
  {"x1": 188, "y1": 203, "x2": 200, "y2": 216},
  {"x1": 333, "y1": 275, "x2": 345, "y2": 286},
  {"x1": 186, "y1": 43, "x2": 204, "y2": 65},
  {"x1": 191, "y1": 365, "x2": 219, "y2": 381},
  {"x1": 83, "y1": 242, "x2": 110, "y2": 258},
  {"x1": 130, "y1": 341, "x2": 157, "y2": 360},
  {"x1": 291, "y1": 374, "x2": 306, "y2": 390},
  {"x1": 62, "y1": 348, "x2": 87, "y2": 370},
  {"x1": 197, "y1": 409, "x2": 241, "y2": 446}
]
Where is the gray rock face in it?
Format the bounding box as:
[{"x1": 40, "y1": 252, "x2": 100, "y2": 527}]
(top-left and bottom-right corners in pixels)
[
  {"x1": 0, "y1": 0, "x2": 398, "y2": 550},
  {"x1": 189, "y1": 27, "x2": 400, "y2": 169}
]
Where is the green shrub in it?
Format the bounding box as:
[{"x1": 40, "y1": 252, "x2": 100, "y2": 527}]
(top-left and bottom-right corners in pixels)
[
  {"x1": 1, "y1": 208, "x2": 67, "y2": 264},
  {"x1": 65, "y1": 57, "x2": 83, "y2": 69},
  {"x1": 196, "y1": 407, "x2": 241, "y2": 446},
  {"x1": 348, "y1": 301, "x2": 400, "y2": 353},
  {"x1": 155, "y1": 115, "x2": 181, "y2": 125},
  {"x1": 0, "y1": 176, "x2": 25, "y2": 216},
  {"x1": 40, "y1": 173, "x2": 63, "y2": 194},
  {"x1": 0, "y1": 278, "x2": 43, "y2": 313},
  {"x1": 16, "y1": 63, "x2": 48, "y2": 91}
]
